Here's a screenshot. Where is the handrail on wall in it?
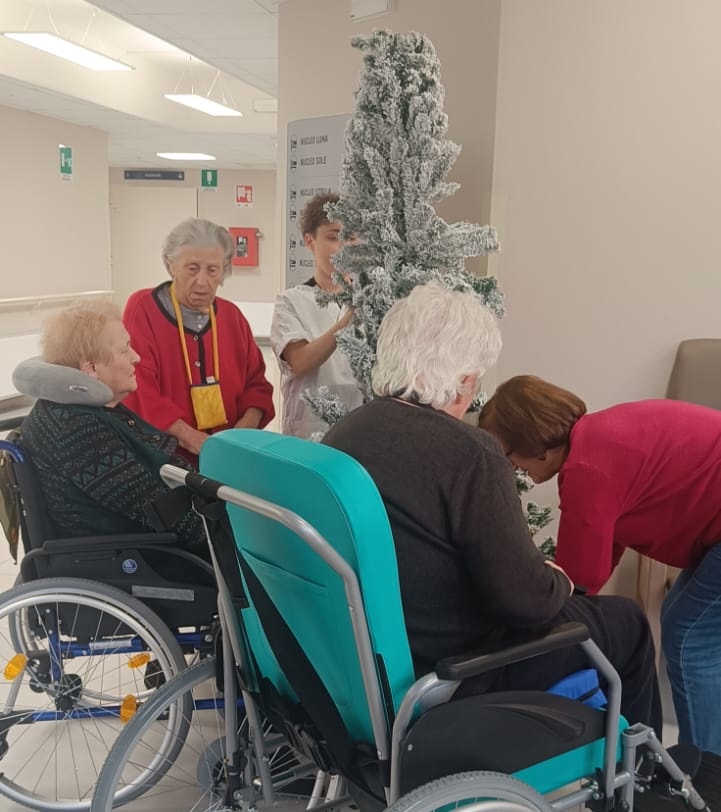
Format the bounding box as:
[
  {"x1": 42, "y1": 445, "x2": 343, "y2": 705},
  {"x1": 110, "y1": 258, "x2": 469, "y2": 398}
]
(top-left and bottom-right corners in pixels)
[{"x1": 0, "y1": 290, "x2": 114, "y2": 311}]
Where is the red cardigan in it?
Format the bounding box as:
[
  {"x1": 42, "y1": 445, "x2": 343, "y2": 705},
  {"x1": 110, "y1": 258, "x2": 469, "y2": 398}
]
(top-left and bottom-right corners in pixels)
[
  {"x1": 554, "y1": 399, "x2": 721, "y2": 593},
  {"x1": 123, "y1": 284, "x2": 274, "y2": 437}
]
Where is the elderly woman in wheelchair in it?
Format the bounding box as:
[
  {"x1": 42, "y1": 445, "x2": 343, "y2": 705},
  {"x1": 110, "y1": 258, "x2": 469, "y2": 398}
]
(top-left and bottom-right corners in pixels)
[
  {"x1": 87, "y1": 283, "x2": 713, "y2": 812},
  {"x1": 0, "y1": 301, "x2": 222, "y2": 811},
  {"x1": 17, "y1": 301, "x2": 209, "y2": 555}
]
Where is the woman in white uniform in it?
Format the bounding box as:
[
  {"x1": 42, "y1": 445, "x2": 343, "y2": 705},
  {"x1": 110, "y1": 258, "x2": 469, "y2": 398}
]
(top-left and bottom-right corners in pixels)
[{"x1": 271, "y1": 193, "x2": 363, "y2": 438}]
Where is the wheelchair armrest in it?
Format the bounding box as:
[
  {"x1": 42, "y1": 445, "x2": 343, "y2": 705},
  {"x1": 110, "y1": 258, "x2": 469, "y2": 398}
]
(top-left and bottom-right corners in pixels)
[
  {"x1": 39, "y1": 533, "x2": 179, "y2": 553},
  {"x1": 434, "y1": 621, "x2": 590, "y2": 681}
]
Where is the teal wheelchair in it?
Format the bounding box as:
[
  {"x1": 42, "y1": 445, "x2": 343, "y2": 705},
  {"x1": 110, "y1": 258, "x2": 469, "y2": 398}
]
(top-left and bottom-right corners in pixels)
[{"x1": 89, "y1": 429, "x2": 711, "y2": 812}]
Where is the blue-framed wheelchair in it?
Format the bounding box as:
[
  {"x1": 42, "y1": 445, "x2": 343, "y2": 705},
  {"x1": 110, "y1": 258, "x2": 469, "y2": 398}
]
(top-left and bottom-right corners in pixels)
[
  {"x1": 0, "y1": 416, "x2": 226, "y2": 812},
  {"x1": 89, "y1": 429, "x2": 711, "y2": 812}
]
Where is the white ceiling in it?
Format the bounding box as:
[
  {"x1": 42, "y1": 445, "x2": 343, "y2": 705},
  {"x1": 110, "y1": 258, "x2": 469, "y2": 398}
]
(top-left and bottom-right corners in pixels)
[
  {"x1": 91, "y1": 0, "x2": 281, "y2": 95},
  {"x1": 0, "y1": 0, "x2": 283, "y2": 168}
]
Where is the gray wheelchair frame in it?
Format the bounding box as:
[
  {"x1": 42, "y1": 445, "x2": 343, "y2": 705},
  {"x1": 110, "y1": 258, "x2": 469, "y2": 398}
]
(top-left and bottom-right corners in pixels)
[{"x1": 89, "y1": 461, "x2": 709, "y2": 812}]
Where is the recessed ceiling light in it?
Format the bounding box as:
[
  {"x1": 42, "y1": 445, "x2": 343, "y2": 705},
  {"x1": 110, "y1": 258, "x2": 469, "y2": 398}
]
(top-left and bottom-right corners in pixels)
[
  {"x1": 164, "y1": 94, "x2": 242, "y2": 117},
  {"x1": 2, "y1": 32, "x2": 133, "y2": 71},
  {"x1": 157, "y1": 152, "x2": 216, "y2": 161}
]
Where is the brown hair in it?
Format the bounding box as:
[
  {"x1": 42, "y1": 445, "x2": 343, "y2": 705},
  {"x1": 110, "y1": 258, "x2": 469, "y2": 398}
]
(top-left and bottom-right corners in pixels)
[
  {"x1": 299, "y1": 192, "x2": 340, "y2": 237},
  {"x1": 42, "y1": 301, "x2": 123, "y2": 369},
  {"x1": 478, "y1": 375, "x2": 587, "y2": 456}
]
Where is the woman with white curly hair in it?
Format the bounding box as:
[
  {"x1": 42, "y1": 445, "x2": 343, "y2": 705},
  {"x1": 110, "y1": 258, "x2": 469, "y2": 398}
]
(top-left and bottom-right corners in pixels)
[{"x1": 324, "y1": 282, "x2": 661, "y2": 736}]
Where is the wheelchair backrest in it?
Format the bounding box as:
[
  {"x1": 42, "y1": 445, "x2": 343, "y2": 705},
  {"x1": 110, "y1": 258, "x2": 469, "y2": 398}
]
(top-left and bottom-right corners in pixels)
[
  {"x1": 200, "y1": 429, "x2": 416, "y2": 744},
  {"x1": 0, "y1": 430, "x2": 57, "y2": 552}
]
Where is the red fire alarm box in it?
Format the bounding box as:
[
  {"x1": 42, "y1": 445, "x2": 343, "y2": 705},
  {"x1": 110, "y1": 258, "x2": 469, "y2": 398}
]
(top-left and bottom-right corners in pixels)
[{"x1": 229, "y1": 227, "x2": 260, "y2": 267}]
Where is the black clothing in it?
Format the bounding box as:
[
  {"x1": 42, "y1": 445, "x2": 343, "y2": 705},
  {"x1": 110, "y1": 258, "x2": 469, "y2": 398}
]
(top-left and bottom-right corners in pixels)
[
  {"x1": 325, "y1": 399, "x2": 571, "y2": 665},
  {"x1": 324, "y1": 398, "x2": 662, "y2": 734}
]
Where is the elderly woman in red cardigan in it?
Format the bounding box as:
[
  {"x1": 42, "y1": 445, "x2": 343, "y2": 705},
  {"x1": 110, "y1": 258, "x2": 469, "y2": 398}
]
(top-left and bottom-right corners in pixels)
[{"x1": 123, "y1": 218, "x2": 274, "y2": 462}]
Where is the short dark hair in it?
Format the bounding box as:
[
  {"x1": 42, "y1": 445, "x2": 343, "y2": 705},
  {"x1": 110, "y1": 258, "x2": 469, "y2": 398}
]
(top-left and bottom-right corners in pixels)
[
  {"x1": 478, "y1": 375, "x2": 587, "y2": 456},
  {"x1": 299, "y1": 192, "x2": 340, "y2": 237}
]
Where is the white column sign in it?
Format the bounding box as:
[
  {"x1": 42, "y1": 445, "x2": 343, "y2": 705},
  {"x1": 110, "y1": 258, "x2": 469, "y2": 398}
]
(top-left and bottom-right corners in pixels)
[{"x1": 285, "y1": 114, "x2": 350, "y2": 288}]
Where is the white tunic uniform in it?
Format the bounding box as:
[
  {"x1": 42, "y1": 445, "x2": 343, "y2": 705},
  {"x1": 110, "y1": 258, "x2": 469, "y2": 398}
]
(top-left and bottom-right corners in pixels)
[{"x1": 270, "y1": 283, "x2": 363, "y2": 438}]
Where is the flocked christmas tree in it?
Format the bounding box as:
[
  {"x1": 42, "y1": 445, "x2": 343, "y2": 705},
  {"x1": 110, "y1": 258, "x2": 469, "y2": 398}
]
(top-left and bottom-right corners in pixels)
[{"x1": 303, "y1": 29, "x2": 554, "y2": 554}]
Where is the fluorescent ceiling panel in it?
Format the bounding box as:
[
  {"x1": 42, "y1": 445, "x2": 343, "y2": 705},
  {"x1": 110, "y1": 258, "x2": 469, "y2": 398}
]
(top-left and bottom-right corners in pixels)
[
  {"x1": 3, "y1": 32, "x2": 133, "y2": 71},
  {"x1": 157, "y1": 152, "x2": 216, "y2": 160},
  {"x1": 164, "y1": 93, "x2": 242, "y2": 117}
]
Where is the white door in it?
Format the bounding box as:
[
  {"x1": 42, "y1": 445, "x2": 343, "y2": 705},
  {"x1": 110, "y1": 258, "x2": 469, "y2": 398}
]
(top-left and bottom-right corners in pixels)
[{"x1": 110, "y1": 185, "x2": 197, "y2": 309}]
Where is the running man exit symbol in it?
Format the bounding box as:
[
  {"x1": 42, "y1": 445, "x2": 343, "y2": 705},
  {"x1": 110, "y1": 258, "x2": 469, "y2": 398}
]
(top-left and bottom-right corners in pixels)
[
  {"x1": 201, "y1": 169, "x2": 218, "y2": 188},
  {"x1": 59, "y1": 145, "x2": 72, "y2": 179}
]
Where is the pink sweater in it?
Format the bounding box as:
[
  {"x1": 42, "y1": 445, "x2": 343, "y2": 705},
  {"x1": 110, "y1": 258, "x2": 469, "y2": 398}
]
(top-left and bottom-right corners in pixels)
[{"x1": 555, "y1": 399, "x2": 721, "y2": 593}]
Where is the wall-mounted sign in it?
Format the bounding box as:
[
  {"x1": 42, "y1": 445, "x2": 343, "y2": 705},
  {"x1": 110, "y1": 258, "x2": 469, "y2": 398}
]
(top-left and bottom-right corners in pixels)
[
  {"x1": 123, "y1": 170, "x2": 185, "y2": 181},
  {"x1": 201, "y1": 169, "x2": 218, "y2": 189},
  {"x1": 235, "y1": 184, "x2": 254, "y2": 207},
  {"x1": 229, "y1": 227, "x2": 260, "y2": 267},
  {"x1": 59, "y1": 145, "x2": 72, "y2": 180},
  {"x1": 285, "y1": 114, "x2": 349, "y2": 288}
]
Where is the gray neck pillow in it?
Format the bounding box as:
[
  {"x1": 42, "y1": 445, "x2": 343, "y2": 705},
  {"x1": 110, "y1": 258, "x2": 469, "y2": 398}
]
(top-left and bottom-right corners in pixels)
[{"x1": 13, "y1": 357, "x2": 113, "y2": 407}]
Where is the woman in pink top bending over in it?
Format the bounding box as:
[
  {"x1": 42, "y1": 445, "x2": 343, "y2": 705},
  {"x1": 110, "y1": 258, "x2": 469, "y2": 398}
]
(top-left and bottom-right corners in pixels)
[{"x1": 480, "y1": 374, "x2": 721, "y2": 758}]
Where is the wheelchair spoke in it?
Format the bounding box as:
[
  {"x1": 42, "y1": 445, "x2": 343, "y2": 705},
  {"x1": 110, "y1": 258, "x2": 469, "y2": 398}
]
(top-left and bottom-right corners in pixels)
[
  {"x1": 0, "y1": 577, "x2": 189, "y2": 812},
  {"x1": 92, "y1": 657, "x2": 319, "y2": 812}
]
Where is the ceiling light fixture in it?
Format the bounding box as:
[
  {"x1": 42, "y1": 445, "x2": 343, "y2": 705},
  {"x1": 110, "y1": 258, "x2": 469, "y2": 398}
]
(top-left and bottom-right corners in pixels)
[
  {"x1": 164, "y1": 94, "x2": 242, "y2": 117},
  {"x1": 157, "y1": 152, "x2": 216, "y2": 161},
  {"x1": 2, "y1": 32, "x2": 133, "y2": 71},
  {"x1": 164, "y1": 64, "x2": 243, "y2": 118}
]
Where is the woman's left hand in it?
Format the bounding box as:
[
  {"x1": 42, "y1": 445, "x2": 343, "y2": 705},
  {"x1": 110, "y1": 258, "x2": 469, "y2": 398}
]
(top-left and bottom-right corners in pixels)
[{"x1": 235, "y1": 408, "x2": 264, "y2": 429}]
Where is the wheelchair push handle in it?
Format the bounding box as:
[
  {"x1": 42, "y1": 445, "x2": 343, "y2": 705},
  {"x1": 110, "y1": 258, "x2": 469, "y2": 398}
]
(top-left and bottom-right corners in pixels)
[
  {"x1": 434, "y1": 621, "x2": 590, "y2": 681},
  {"x1": 0, "y1": 439, "x2": 25, "y2": 463},
  {"x1": 160, "y1": 464, "x2": 226, "y2": 500}
]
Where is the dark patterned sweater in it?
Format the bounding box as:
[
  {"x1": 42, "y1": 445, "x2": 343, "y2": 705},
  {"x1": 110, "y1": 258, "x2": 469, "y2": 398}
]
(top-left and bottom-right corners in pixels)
[{"x1": 22, "y1": 399, "x2": 206, "y2": 549}]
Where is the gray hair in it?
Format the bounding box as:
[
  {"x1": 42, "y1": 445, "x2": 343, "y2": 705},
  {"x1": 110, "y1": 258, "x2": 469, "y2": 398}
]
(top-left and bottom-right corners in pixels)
[
  {"x1": 161, "y1": 218, "x2": 235, "y2": 278},
  {"x1": 371, "y1": 282, "x2": 502, "y2": 409}
]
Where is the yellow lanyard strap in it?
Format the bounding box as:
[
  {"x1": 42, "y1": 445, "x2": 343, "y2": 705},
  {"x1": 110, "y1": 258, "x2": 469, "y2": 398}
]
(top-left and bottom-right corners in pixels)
[{"x1": 169, "y1": 283, "x2": 221, "y2": 384}]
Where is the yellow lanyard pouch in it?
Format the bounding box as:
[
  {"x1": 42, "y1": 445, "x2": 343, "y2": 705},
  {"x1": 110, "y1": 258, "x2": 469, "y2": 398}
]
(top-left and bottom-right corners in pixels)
[{"x1": 170, "y1": 284, "x2": 228, "y2": 430}]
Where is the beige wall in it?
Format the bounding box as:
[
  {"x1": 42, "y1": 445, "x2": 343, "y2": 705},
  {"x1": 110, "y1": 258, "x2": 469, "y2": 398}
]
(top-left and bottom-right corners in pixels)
[
  {"x1": 491, "y1": 1, "x2": 721, "y2": 593},
  {"x1": 0, "y1": 105, "x2": 111, "y2": 335},
  {"x1": 493, "y1": 0, "x2": 721, "y2": 405},
  {"x1": 108, "y1": 167, "x2": 278, "y2": 305},
  {"x1": 277, "y1": 0, "x2": 502, "y2": 275}
]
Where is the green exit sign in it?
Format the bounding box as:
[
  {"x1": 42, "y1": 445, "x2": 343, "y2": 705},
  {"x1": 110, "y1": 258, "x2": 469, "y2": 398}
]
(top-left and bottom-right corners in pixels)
[
  {"x1": 201, "y1": 169, "x2": 218, "y2": 188},
  {"x1": 59, "y1": 145, "x2": 73, "y2": 178}
]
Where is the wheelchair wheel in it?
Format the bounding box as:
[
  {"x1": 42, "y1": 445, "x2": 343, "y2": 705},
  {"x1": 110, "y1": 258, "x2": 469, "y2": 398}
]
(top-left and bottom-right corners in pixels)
[
  {"x1": 387, "y1": 771, "x2": 554, "y2": 812},
  {"x1": 92, "y1": 655, "x2": 318, "y2": 812},
  {"x1": 0, "y1": 577, "x2": 190, "y2": 812}
]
